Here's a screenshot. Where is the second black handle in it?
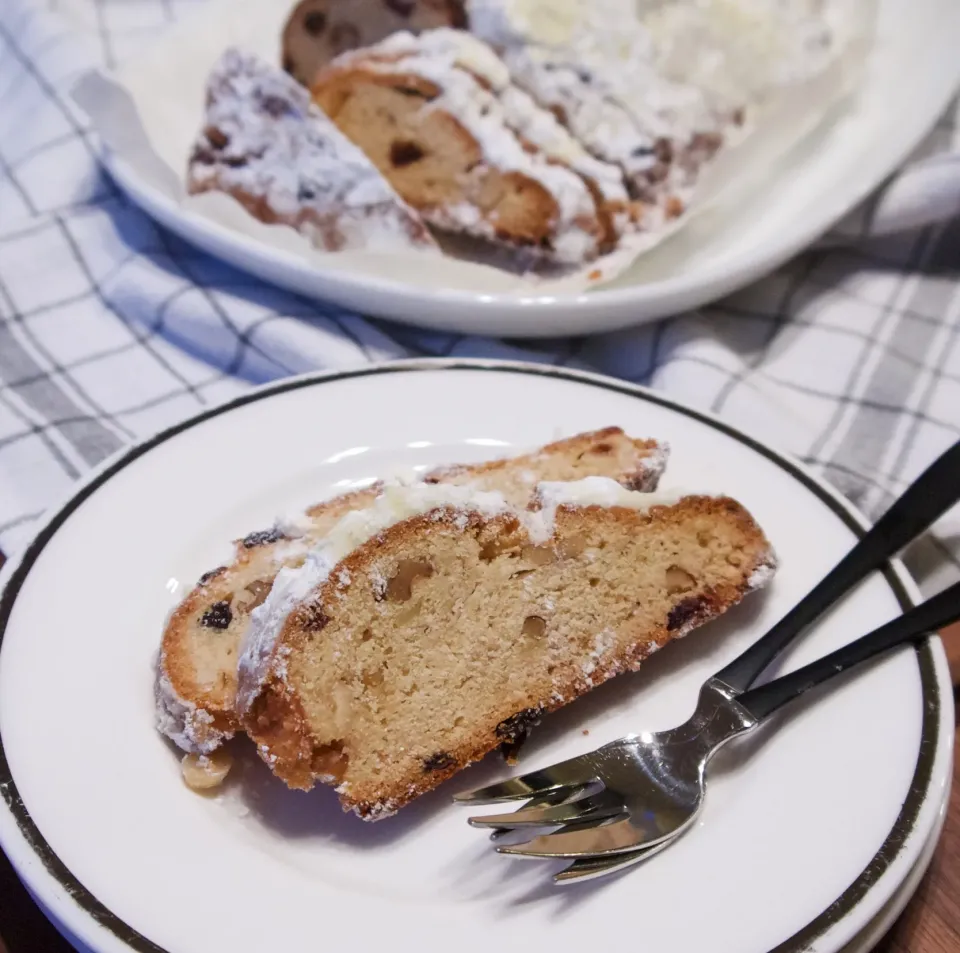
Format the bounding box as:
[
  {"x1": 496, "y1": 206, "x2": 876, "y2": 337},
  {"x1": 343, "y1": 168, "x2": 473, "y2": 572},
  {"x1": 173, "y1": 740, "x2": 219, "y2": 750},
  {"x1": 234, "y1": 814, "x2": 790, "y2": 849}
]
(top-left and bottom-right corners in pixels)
[
  {"x1": 737, "y1": 579, "x2": 960, "y2": 721},
  {"x1": 716, "y1": 439, "x2": 960, "y2": 694}
]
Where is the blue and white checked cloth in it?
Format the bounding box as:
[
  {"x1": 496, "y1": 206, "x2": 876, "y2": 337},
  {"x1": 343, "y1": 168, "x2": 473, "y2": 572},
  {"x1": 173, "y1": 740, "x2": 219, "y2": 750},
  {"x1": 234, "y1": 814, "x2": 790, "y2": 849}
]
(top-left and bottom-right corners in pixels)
[{"x1": 1, "y1": 0, "x2": 959, "y2": 592}]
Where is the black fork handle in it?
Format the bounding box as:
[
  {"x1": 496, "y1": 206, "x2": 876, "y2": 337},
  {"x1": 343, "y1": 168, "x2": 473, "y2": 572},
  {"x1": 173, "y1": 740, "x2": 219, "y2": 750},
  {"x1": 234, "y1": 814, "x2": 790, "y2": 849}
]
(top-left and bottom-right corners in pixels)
[
  {"x1": 715, "y1": 439, "x2": 960, "y2": 694},
  {"x1": 737, "y1": 579, "x2": 960, "y2": 721}
]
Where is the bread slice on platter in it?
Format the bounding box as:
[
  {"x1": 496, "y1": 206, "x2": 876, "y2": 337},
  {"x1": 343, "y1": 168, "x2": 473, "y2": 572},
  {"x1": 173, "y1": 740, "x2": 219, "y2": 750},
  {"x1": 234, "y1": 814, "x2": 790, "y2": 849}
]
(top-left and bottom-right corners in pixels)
[
  {"x1": 311, "y1": 29, "x2": 629, "y2": 263},
  {"x1": 156, "y1": 429, "x2": 668, "y2": 758},
  {"x1": 466, "y1": 0, "x2": 742, "y2": 222},
  {"x1": 236, "y1": 477, "x2": 776, "y2": 819},
  {"x1": 187, "y1": 48, "x2": 437, "y2": 254}
]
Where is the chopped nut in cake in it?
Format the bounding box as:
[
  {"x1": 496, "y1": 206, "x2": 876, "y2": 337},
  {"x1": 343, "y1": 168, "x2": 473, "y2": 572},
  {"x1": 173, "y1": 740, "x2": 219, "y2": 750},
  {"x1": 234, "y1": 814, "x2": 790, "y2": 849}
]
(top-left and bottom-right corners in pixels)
[{"x1": 187, "y1": 48, "x2": 437, "y2": 254}]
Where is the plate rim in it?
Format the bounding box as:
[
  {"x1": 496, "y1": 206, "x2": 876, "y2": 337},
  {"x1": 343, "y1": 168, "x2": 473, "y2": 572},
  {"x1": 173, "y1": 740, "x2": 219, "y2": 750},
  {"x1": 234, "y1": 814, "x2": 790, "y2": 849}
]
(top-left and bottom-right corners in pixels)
[{"x1": 0, "y1": 358, "x2": 950, "y2": 953}]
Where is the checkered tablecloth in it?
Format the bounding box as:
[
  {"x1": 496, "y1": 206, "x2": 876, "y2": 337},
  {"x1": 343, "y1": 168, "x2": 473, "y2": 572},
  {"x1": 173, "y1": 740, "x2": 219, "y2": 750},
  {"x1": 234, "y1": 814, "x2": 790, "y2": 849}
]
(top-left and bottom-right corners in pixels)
[{"x1": 1, "y1": 0, "x2": 959, "y2": 593}]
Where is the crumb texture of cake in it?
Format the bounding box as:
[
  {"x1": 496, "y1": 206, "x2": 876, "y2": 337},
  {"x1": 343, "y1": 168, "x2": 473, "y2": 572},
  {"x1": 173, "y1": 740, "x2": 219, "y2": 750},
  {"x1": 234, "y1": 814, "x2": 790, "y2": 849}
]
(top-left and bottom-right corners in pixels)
[
  {"x1": 281, "y1": 0, "x2": 467, "y2": 87},
  {"x1": 236, "y1": 478, "x2": 776, "y2": 819},
  {"x1": 155, "y1": 428, "x2": 667, "y2": 755},
  {"x1": 187, "y1": 48, "x2": 437, "y2": 253},
  {"x1": 311, "y1": 29, "x2": 613, "y2": 263}
]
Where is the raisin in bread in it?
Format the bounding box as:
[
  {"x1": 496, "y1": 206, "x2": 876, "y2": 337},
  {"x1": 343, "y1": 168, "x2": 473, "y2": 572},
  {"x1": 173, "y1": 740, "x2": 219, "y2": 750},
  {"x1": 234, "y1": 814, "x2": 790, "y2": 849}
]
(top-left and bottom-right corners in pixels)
[
  {"x1": 311, "y1": 30, "x2": 623, "y2": 262},
  {"x1": 236, "y1": 477, "x2": 775, "y2": 818},
  {"x1": 187, "y1": 48, "x2": 436, "y2": 253},
  {"x1": 282, "y1": 0, "x2": 466, "y2": 87},
  {"x1": 156, "y1": 428, "x2": 667, "y2": 756}
]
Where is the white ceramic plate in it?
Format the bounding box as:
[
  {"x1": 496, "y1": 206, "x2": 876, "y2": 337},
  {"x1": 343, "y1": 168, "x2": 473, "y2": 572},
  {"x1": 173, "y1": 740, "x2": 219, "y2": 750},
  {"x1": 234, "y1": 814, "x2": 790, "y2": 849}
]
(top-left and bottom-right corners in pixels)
[
  {"x1": 103, "y1": 0, "x2": 960, "y2": 338},
  {"x1": 0, "y1": 361, "x2": 952, "y2": 953}
]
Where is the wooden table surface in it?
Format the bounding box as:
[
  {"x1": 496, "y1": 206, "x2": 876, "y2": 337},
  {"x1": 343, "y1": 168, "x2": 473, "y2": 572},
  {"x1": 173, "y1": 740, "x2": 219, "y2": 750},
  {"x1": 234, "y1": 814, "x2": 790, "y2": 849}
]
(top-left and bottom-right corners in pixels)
[{"x1": 0, "y1": 551, "x2": 958, "y2": 953}]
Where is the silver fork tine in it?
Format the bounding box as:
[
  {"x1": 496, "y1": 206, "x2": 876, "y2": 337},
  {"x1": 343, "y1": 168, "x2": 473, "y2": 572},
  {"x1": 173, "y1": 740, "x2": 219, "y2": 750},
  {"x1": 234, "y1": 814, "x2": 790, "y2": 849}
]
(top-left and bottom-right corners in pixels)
[
  {"x1": 496, "y1": 816, "x2": 646, "y2": 859},
  {"x1": 553, "y1": 837, "x2": 675, "y2": 884},
  {"x1": 485, "y1": 789, "x2": 568, "y2": 840},
  {"x1": 453, "y1": 769, "x2": 600, "y2": 805},
  {"x1": 488, "y1": 797, "x2": 616, "y2": 841},
  {"x1": 468, "y1": 793, "x2": 623, "y2": 829}
]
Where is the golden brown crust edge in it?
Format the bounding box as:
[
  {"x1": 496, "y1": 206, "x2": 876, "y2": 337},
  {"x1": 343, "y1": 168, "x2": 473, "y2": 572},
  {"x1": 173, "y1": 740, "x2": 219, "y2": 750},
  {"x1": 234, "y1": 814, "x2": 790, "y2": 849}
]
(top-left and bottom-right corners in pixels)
[
  {"x1": 239, "y1": 496, "x2": 775, "y2": 817},
  {"x1": 424, "y1": 428, "x2": 665, "y2": 491}
]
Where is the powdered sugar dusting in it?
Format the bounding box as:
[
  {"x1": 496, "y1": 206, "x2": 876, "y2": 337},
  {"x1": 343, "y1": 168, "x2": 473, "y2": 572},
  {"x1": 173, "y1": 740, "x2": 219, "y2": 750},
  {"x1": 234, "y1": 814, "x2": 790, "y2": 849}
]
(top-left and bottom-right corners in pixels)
[
  {"x1": 634, "y1": 441, "x2": 670, "y2": 490},
  {"x1": 337, "y1": 30, "x2": 604, "y2": 262},
  {"x1": 155, "y1": 667, "x2": 232, "y2": 754},
  {"x1": 188, "y1": 48, "x2": 436, "y2": 254},
  {"x1": 381, "y1": 29, "x2": 628, "y2": 205},
  {"x1": 467, "y1": 0, "x2": 852, "y2": 219},
  {"x1": 581, "y1": 628, "x2": 616, "y2": 678},
  {"x1": 466, "y1": 0, "x2": 732, "y2": 213},
  {"x1": 747, "y1": 549, "x2": 779, "y2": 591},
  {"x1": 274, "y1": 509, "x2": 315, "y2": 539}
]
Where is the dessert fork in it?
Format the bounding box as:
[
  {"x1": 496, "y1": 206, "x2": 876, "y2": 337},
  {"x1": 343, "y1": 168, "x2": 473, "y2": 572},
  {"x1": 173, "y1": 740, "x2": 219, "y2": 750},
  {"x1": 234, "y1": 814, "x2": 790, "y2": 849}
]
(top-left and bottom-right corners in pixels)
[{"x1": 456, "y1": 439, "x2": 960, "y2": 880}]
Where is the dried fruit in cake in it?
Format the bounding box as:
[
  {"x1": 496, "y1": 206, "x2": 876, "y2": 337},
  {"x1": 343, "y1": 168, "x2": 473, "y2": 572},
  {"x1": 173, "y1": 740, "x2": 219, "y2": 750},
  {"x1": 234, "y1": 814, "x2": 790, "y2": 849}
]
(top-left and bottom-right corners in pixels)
[
  {"x1": 311, "y1": 30, "x2": 622, "y2": 263},
  {"x1": 281, "y1": 0, "x2": 467, "y2": 87},
  {"x1": 236, "y1": 477, "x2": 776, "y2": 818},
  {"x1": 187, "y1": 48, "x2": 437, "y2": 253},
  {"x1": 156, "y1": 428, "x2": 668, "y2": 757}
]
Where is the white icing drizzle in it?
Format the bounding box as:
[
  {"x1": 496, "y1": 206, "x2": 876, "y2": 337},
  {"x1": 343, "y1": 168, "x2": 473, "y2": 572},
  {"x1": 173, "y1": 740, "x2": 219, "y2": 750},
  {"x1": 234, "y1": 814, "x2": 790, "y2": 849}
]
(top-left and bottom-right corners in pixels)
[
  {"x1": 235, "y1": 475, "x2": 728, "y2": 716},
  {"x1": 532, "y1": 475, "x2": 693, "y2": 536},
  {"x1": 335, "y1": 30, "x2": 605, "y2": 262},
  {"x1": 189, "y1": 48, "x2": 436, "y2": 253}
]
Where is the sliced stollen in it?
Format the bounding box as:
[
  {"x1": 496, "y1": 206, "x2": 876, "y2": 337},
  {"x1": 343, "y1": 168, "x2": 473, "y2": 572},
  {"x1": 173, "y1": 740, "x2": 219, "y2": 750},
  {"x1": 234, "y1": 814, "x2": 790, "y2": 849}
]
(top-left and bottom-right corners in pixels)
[
  {"x1": 281, "y1": 0, "x2": 467, "y2": 87},
  {"x1": 466, "y1": 0, "x2": 744, "y2": 222},
  {"x1": 187, "y1": 48, "x2": 437, "y2": 253},
  {"x1": 311, "y1": 29, "x2": 624, "y2": 262},
  {"x1": 236, "y1": 477, "x2": 776, "y2": 819},
  {"x1": 156, "y1": 428, "x2": 668, "y2": 759}
]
